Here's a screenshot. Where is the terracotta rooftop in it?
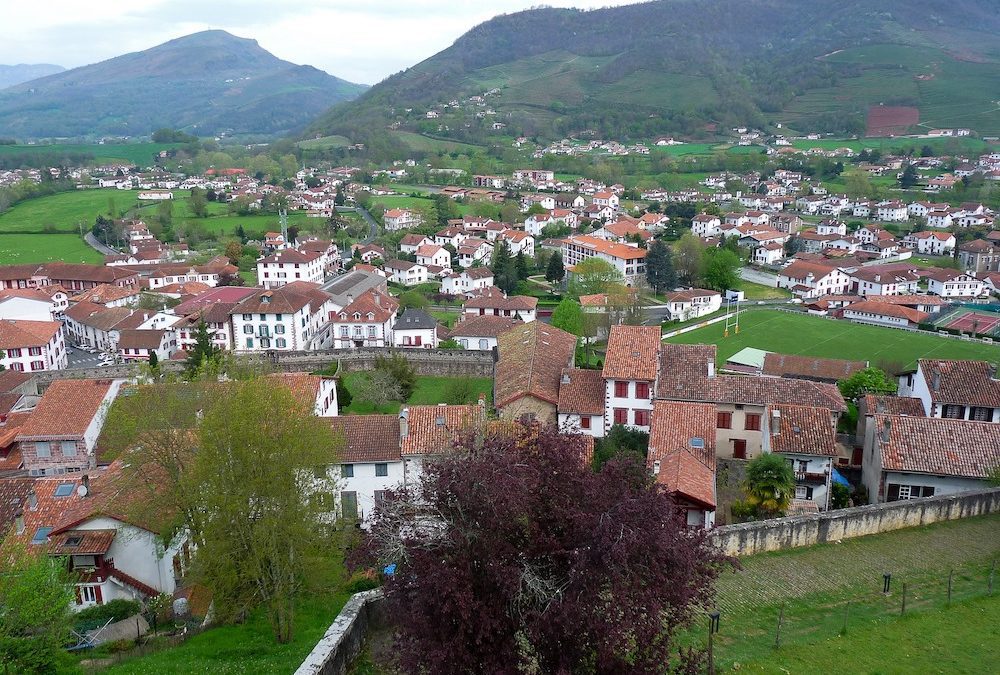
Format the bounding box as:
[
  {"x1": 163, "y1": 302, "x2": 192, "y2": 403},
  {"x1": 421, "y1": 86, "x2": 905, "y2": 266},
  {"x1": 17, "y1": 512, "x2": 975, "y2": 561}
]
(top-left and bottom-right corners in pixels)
[
  {"x1": 768, "y1": 404, "x2": 838, "y2": 456},
  {"x1": 495, "y1": 322, "x2": 577, "y2": 408},
  {"x1": 233, "y1": 281, "x2": 331, "y2": 315},
  {"x1": 330, "y1": 414, "x2": 401, "y2": 463},
  {"x1": 116, "y1": 329, "x2": 165, "y2": 351},
  {"x1": 0, "y1": 319, "x2": 60, "y2": 349},
  {"x1": 69, "y1": 284, "x2": 138, "y2": 305},
  {"x1": 844, "y1": 300, "x2": 929, "y2": 324},
  {"x1": 557, "y1": 368, "x2": 605, "y2": 415},
  {"x1": 448, "y1": 315, "x2": 522, "y2": 338},
  {"x1": 863, "y1": 395, "x2": 926, "y2": 417},
  {"x1": 762, "y1": 353, "x2": 868, "y2": 383},
  {"x1": 464, "y1": 293, "x2": 538, "y2": 312},
  {"x1": 648, "y1": 401, "x2": 717, "y2": 509},
  {"x1": 602, "y1": 325, "x2": 661, "y2": 381},
  {"x1": 919, "y1": 359, "x2": 1000, "y2": 409},
  {"x1": 400, "y1": 404, "x2": 485, "y2": 456},
  {"x1": 0, "y1": 476, "x2": 35, "y2": 533},
  {"x1": 875, "y1": 414, "x2": 1000, "y2": 479},
  {"x1": 16, "y1": 379, "x2": 115, "y2": 439}
]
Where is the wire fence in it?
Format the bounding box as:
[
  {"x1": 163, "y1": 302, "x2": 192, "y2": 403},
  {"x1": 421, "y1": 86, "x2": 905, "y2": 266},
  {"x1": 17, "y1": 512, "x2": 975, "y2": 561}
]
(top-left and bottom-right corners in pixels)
[{"x1": 701, "y1": 559, "x2": 998, "y2": 672}]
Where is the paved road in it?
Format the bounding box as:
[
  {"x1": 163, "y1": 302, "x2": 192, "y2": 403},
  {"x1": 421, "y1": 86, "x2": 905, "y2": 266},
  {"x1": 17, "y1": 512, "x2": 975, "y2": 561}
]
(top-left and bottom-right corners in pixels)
[
  {"x1": 84, "y1": 232, "x2": 118, "y2": 256},
  {"x1": 336, "y1": 206, "x2": 377, "y2": 261},
  {"x1": 740, "y1": 266, "x2": 779, "y2": 287},
  {"x1": 66, "y1": 345, "x2": 111, "y2": 369}
]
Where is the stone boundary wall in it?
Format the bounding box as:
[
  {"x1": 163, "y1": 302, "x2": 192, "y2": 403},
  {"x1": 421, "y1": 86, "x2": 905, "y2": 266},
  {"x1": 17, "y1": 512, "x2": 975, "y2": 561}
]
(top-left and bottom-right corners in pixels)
[
  {"x1": 33, "y1": 348, "x2": 496, "y2": 386},
  {"x1": 709, "y1": 487, "x2": 1000, "y2": 556},
  {"x1": 295, "y1": 589, "x2": 385, "y2": 675}
]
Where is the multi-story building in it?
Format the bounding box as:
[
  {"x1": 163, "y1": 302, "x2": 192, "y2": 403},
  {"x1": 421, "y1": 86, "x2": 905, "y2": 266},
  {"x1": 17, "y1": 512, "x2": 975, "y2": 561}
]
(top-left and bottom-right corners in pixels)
[
  {"x1": 230, "y1": 282, "x2": 334, "y2": 352},
  {"x1": 327, "y1": 290, "x2": 399, "y2": 349},
  {"x1": 897, "y1": 359, "x2": 1000, "y2": 421},
  {"x1": 0, "y1": 319, "x2": 67, "y2": 372},
  {"x1": 561, "y1": 235, "x2": 647, "y2": 285},
  {"x1": 601, "y1": 325, "x2": 660, "y2": 433},
  {"x1": 257, "y1": 249, "x2": 325, "y2": 290}
]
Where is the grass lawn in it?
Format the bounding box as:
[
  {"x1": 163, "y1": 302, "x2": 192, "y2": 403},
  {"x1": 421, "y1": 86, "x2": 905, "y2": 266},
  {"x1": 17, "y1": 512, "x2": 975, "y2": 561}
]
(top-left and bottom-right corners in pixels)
[
  {"x1": 0, "y1": 189, "x2": 130, "y2": 233},
  {"x1": 0, "y1": 233, "x2": 100, "y2": 264},
  {"x1": 100, "y1": 553, "x2": 350, "y2": 674},
  {"x1": 736, "y1": 595, "x2": 999, "y2": 674},
  {"x1": 0, "y1": 142, "x2": 182, "y2": 165},
  {"x1": 707, "y1": 514, "x2": 1000, "y2": 671},
  {"x1": 429, "y1": 309, "x2": 461, "y2": 328},
  {"x1": 666, "y1": 309, "x2": 1000, "y2": 368},
  {"x1": 340, "y1": 374, "x2": 493, "y2": 415},
  {"x1": 735, "y1": 279, "x2": 791, "y2": 300}
]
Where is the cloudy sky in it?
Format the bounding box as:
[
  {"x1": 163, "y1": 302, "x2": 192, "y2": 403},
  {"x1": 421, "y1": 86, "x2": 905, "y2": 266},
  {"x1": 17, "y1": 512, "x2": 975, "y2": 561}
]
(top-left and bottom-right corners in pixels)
[{"x1": 1, "y1": 0, "x2": 640, "y2": 85}]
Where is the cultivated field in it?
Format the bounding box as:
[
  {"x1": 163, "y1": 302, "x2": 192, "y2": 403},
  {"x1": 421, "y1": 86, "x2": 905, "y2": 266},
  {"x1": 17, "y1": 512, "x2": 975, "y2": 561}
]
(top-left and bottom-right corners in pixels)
[{"x1": 665, "y1": 309, "x2": 1000, "y2": 368}]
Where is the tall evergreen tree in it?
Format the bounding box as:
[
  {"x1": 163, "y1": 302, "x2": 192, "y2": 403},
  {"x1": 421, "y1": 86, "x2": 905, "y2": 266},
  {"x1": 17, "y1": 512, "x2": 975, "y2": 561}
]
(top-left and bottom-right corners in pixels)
[
  {"x1": 515, "y1": 251, "x2": 530, "y2": 280},
  {"x1": 644, "y1": 240, "x2": 676, "y2": 294},
  {"x1": 545, "y1": 251, "x2": 565, "y2": 284},
  {"x1": 490, "y1": 240, "x2": 518, "y2": 294},
  {"x1": 186, "y1": 320, "x2": 221, "y2": 376}
]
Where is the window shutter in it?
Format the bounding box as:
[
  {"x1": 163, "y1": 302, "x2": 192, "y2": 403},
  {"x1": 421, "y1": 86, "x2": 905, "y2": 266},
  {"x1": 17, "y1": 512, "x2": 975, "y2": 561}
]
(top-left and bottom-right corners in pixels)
[
  {"x1": 887, "y1": 484, "x2": 900, "y2": 501},
  {"x1": 94, "y1": 584, "x2": 103, "y2": 605}
]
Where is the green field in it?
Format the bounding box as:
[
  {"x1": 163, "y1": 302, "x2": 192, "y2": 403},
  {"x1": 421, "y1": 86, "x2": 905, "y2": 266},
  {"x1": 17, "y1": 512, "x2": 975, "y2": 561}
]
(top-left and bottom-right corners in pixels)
[
  {"x1": 391, "y1": 131, "x2": 482, "y2": 153},
  {"x1": 709, "y1": 514, "x2": 1000, "y2": 671},
  {"x1": 297, "y1": 135, "x2": 351, "y2": 151},
  {"x1": 790, "y1": 135, "x2": 991, "y2": 153},
  {"x1": 0, "y1": 233, "x2": 100, "y2": 264},
  {"x1": 0, "y1": 142, "x2": 182, "y2": 166},
  {"x1": 666, "y1": 309, "x2": 1000, "y2": 368},
  {"x1": 340, "y1": 374, "x2": 493, "y2": 415}
]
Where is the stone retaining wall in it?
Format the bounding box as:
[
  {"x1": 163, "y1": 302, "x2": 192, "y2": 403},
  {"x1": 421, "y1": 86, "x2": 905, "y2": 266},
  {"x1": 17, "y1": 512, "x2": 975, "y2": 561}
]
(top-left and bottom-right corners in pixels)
[
  {"x1": 295, "y1": 589, "x2": 385, "y2": 675},
  {"x1": 709, "y1": 487, "x2": 1000, "y2": 556}
]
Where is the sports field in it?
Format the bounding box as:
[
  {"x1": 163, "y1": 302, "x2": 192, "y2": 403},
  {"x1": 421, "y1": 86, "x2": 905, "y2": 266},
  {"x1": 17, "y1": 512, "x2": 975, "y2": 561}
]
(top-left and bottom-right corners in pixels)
[
  {"x1": 665, "y1": 309, "x2": 1000, "y2": 368},
  {"x1": 930, "y1": 306, "x2": 1000, "y2": 337}
]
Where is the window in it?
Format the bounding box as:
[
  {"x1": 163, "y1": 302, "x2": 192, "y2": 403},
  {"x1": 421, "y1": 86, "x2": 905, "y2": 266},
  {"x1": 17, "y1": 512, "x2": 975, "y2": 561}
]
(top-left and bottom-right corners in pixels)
[
  {"x1": 259, "y1": 338, "x2": 271, "y2": 348},
  {"x1": 242, "y1": 314, "x2": 252, "y2": 320},
  {"x1": 795, "y1": 485, "x2": 813, "y2": 500},
  {"x1": 275, "y1": 338, "x2": 286, "y2": 348},
  {"x1": 635, "y1": 382, "x2": 650, "y2": 399},
  {"x1": 312, "y1": 465, "x2": 327, "y2": 479},
  {"x1": 245, "y1": 338, "x2": 254, "y2": 348},
  {"x1": 478, "y1": 339, "x2": 489, "y2": 350},
  {"x1": 274, "y1": 324, "x2": 285, "y2": 334},
  {"x1": 887, "y1": 484, "x2": 935, "y2": 501},
  {"x1": 580, "y1": 416, "x2": 591, "y2": 430},
  {"x1": 634, "y1": 409, "x2": 649, "y2": 427},
  {"x1": 745, "y1": 413, "x2": 762, "y2": 431},
  {"x1": 341, "y1": 491, "x2": 358, "y2": 520},
  {"x1": 31, "y1": 361, "x2": 44, "y2": 371},
  {"x1": 61, "y1": 441, "x2": 76, "y2": 457},
  {"x1": 459, "y1": 339, "x2": 468, "y2": 348},
  {"x1": 942, "y1": 404, "x2": 965, "y2": 419},
  {"x1": 353, "y1": 326, "x2": 363, "y2": 337},
  {"x1": 614, "y1": 381, "x2": 628, "y2": 397},
  {"x1": 54, "y1": 482, "x2": 75, "y2": 497},
  {"x1": 28, "y1": 347, "x2": 42, "y2": 356},
  {"x1": 339, "y1": 326, "x2": 349, "y2": 337},
  {"x1": 374, "y1": 490, "x2": 388, "y2": 506},
  {"x1": 7, "y1": 348, "x2": 21, "y2": 358},
  {"x1": 717, "y1": 412, "x2": 732, "y2": 429},
  {"x1": 375, "y1": 463, "x2": 388, "y2": 477},
  {"x1": 613, "y1": 408, "x2": 627, "y2": 425},
  {"x1": 35, "y1": 441, "x2": 51, "y2": 458},
  {"x1": 31, "y1": 526, "x2": 52, "y2": 545},
  {"x1": 341, "y1": 464, "x2": 354, "y2": 478},
  {"x1": 971, "y1": 407, "x2": 992, "y2": 422},
  {"x1": 81, "y1": 586, "x2": 97, "y2": 603},
  {"x1": 368, "y1": 326, "x2": 377, "y2": 338}
]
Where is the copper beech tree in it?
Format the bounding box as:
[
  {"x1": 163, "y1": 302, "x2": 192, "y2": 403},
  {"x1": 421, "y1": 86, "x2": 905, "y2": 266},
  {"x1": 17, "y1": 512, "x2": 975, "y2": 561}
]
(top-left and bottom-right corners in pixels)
[{"x1": 358, "y1": 426, "x2": 731, "y2": 674}]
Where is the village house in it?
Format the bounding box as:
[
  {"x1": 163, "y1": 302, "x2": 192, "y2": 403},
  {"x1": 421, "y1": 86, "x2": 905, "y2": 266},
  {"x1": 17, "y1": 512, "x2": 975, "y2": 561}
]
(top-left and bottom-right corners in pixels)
[
  {"x1": 326, "y1": 414, "x2": 402, "y2": 521},
  {"x1": 753, "y1": 242, "x2": 786, "y2": 265},
  {"x1": 958, "y1": 240, "x2": 1000, "y2": 274},
  {"x1": 415, "y1": 244, "x2": 452, "y2": 269},
  {"x1": 6, "y1": 464, "x2": 189, "y2": 610},
  {"x1": 777, "y1": 261, "x2": 852, "y2": 298},
  {"x1": 399, "y1": 233, "x2": 433, "y2": 255},
  {"x1": 399, "y1": 403, "x2": 488, "y2": 489},
  {"x1": 116, "y1": 329, "x2": 175, "y2": 362},
  {"x1": 171, "y1": 286, "x2": 258, "y2": 353},
  {"x1": 562, "y1": 235, "x2": 646, "y2": 285},
  {"x1": 383, "y1": 208, "x2": 422, "y2": 231},
  {"x1": 231, "y1": 282, "x2": 333, "y2": 352},
  {"x1": 463, "y1": 288, "x2": 537, "y2": 321},
  {"x1": 841, "y1": 300, "x2": 928, "y2": 328},
  {"x1": 16, "y1": 379, "x2": 124, "y2": 476},
  {"x1": 494, "y1": 322, "x2": 577, "y2": 425},
  {"x1": 903, "y1": 231, "x2": 956, "y2": 256},
  {"x1": 762, "y1": 404, "x2": 839, "y2": 508},
  {"x1": 392, "y1": 308, "x2": 438, "y2": 349},
  {"x1": 63, "y1": 303, "x2": 175, "y2": 353},
  {"x1": 556, "y1": 368, "x2": 606, "y2": 438},
  {"x1": 457, "y1": 238, "x2": 493, "y2": 268},
  {"x1": 440, "y1": 267, "x2": 494, "y2": 296},
  {"x1": 648, "y1": 401, "x2": 717, "y2": 528},
  {"x1": 384, "y1": 259, "x2": 429, "y2": 286},
  {"x1": 863, "y1": 414, "x2": 1000, "y2": 504},
  {"x1": 898, "y1": 359, "x2": 1000, "y2": 422},
  {"x1": 323, "y1": 288, "x2": 397, "y2": 349},
  {"x1": 0, "y1": 287, "x2": 69, "y2": 321},
  {"x1": 0, "y1": 319, "x2": 67, "y2": 372},
  {"x1": 923, "y1": 269, "x2": 985, "y2": 298},
  {"x1": 447, "y1": 315, "x2": 521, "y2": 351},
  {"x1": 602, "y1": 325, "x2": 661, "y2": 433},
  {"x1": 352, "y1": 244, "x2": 386, "y2": 264},
  {"x1": 664, "y1": 289, "x2": 722, "y2": 322},
  {"x1": 691, "y1": 214, "x2": 722, "y2": 238},
  {"x1": 257, "y1": 249, "x2": 325, "y2": 290},
  {"x1": 850, "y1": 268, "x2": 920, "y2": 296}
]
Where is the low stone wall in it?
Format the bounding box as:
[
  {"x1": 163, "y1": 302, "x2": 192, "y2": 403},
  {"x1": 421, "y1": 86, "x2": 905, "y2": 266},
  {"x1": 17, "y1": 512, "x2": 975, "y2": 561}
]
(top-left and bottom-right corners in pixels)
[
  {"x1": 710, "y1": 487, "x2": 1000, "y2": 556},
  {"x1": 295, "y1": 589, "x2": 385, "y2": 675}
]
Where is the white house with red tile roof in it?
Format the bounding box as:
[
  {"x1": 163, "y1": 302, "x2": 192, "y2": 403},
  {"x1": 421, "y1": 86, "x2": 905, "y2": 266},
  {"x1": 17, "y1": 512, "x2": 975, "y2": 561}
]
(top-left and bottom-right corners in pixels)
[
  {"x1": 897, "y1": 359, "x2": 1000, "y2": 421},
  {"x1": 841, "y1": 300, "x2": 928, "y2": 328},
  {"x1": 762, "y1": 405, "x2": 838, "y2": 508},
  {"x1": 850, "y1": 267, "x2": 920, "y2": 296},
  {"x1": 383, "y1": 208, "x2": 422, "y2": 231},
  {"x1": 327, "y1": 289, "x2": 399, "y2": 349},
  {"x1": 557, "y1": 368, "x2": 607, "y2": 438},
  {"x1": 753, "y1": 242, "x2": 786, "y2": 265},
  {"x1": 0, "y1": 320, "x2": 67, "y2": 373},
  {"x1": 414, "y1": 244, "x2": 451, "y2": 269},
  {"x1": 691, "y1": 214, "x2": 722, "y2": 238},
  {"x1": 257, "y1": 248, "x2": 325, "y2": 290},
  {"x1": 384, "y1": 259, "x2": 428, "y2": 286},
  {"x1": 498, "y1": 230, "x2": 535, "y2": 257},
  {"x1": 602, "y1": 325, "x2": 661, "y2": 433},
  {"x1": 923, "y1": 269, "x2": 985, "y2": 298},
  {"x1": 664, "y1": 289, "x2": 722, "y2": 321},
  {"x1": 561, "y1": 234, "x2": 647, "y2": 285},
  {"x1": 648, "y1": 401, "x2": 717, "y2": 528},
  {"x1": 876, "y1": 200, "x2": 908, "y2": 222},
  {"x1": 399, "y1": 233, "x2": 433, "y2": 254},
  {"x1": 441, "y1": 267, "x2": 495, "y2": 296},
  {"x1": 324, "y1": 414, "x2": 402, "y2": 521},
  {"x1": 463, "y1": 288, "x2": 537, "y2": 322},
  {"x1": 231, "y1": 282, "x2": 333, "y2": 352},
  {"x1": 902, "y1": 231, "x2": 956, "y2": 256},
  {"x1": 777, "y1": 261, "x2": 851, "y2": 298}
]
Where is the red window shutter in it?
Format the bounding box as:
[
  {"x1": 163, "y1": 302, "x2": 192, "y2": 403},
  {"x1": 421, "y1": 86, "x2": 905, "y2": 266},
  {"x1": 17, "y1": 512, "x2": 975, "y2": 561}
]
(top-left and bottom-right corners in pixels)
[
  {"x1": 94, "y1": 584, "x2": 103, "y2": 605},
  {"x1": 636, "y1": 382, "x2": 649, "y2": 399},
  {"x1": 717, "y1": 412, "x2": 731, "y2": 429},
  {"x1": 615, "y1": 381, "x2": 628, "y2": 397},
  {"x1": 635, "y1": 409, "x2": 649, "y2": 426},
  {"x1": 745, "y1": 414, "x2": 761, "y2": 431},
  {"x1": 581, "y1": 416, "x2": 591, "y2": 429},
  {"x1": 613, "y1": 408, "x2": 627, "y2": 425}
]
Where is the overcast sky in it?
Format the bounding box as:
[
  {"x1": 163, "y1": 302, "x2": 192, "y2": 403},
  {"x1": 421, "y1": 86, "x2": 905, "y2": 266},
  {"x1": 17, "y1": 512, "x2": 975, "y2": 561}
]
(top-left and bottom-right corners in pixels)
[{"x1": 1, "y1": 0, "x2": 641, "y2": 85}]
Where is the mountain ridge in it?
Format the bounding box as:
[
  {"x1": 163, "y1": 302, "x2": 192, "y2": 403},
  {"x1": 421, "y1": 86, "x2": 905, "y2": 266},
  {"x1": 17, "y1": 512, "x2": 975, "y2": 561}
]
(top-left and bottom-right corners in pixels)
[
  {"x1": 0, "y1": 30, "x2": 367, "y2": 139},
  {"x1": 306, "y1": 0, "x2": 1000, "y2": 148},
  {"x1": 0, "y1": 63, "x2": 65, "y2": 90}
]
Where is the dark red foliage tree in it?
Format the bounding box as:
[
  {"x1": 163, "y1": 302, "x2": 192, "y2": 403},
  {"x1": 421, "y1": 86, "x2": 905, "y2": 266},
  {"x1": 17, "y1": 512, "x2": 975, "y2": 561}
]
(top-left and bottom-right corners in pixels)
[{"x1": 360, "y1": 425, "x2": 730, "y2": 674}]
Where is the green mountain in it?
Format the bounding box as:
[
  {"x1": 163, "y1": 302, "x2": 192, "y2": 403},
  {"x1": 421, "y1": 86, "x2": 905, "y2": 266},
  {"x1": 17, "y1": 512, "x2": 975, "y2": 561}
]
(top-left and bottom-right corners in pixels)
[
  {"x1": 0, "y1": 64, "x2": 65, "y2": 90},
  {"x1": 307, "y1": 0, "x2": 1000, "y2": 149},
  {"x1": 0, "y1": 31, "x2": 367, "y2": 139}
]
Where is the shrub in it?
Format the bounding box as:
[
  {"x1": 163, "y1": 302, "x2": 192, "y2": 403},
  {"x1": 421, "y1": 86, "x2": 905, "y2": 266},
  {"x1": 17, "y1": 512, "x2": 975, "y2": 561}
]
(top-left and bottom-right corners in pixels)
[
  {"x1": 74, "y1": 599, "x2": 142, "y2": 628},
  {"x1": 345, "y1": 571, "x2": 381, "y2": 594}
]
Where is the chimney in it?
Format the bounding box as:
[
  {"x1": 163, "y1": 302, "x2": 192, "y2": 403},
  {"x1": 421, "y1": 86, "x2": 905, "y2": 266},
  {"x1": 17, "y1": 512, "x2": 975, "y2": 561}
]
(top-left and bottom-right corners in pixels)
[
  {"x1": 770, "y1": 409, "x2": 781, "y2": 436},
  {"x1": 14, "y1": 510, "x2": 24, "y2": 535},
  {"x1": 374, "y1": 293, "x2": 381, "y2": 307},
  {"x1": 652, "y1": 459, "x2": 661, "y2": 476},
  {"x1": 561, "y1": 372, "x2": 571, "y2": 385},
  {"x1": 346, "y1": 293, "x2": 354, "y2": 305},
  {"x1": 931, "y1": 371, "x2": 941, "y2": 392},
  {"x1": 881, "y1": 418, "x2": 891, "y2": 443},
  {"x1": 707, "y1": 360, "x2": 716, "y2": 379},
  {"x1": 28, "y1": 490, "x2": 37, "y2": 511},
  {"x1": 81, "y1": 474, "x2": 90, "y2": 495},
  {"x1": 399, "y1": 408, "x2": 409, "y2": 438}
]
